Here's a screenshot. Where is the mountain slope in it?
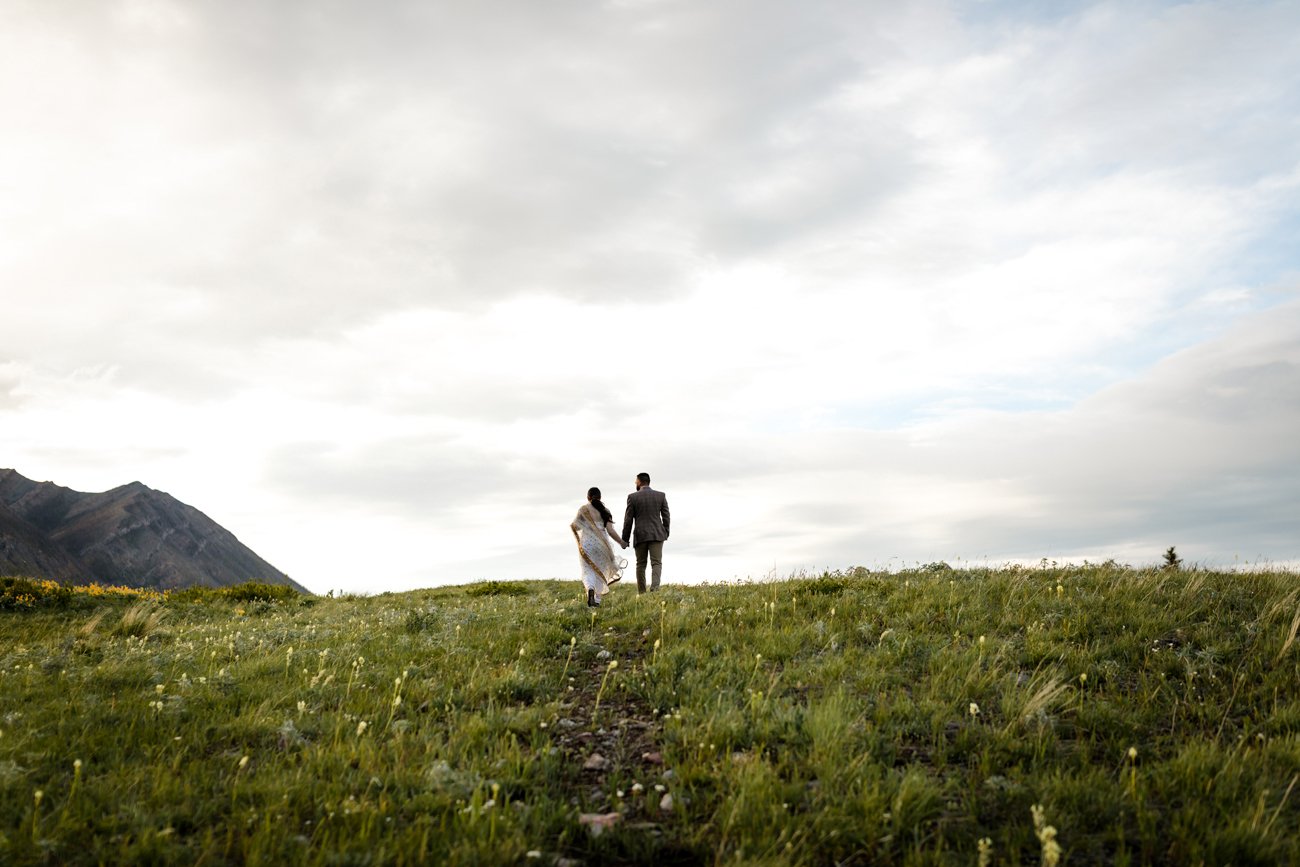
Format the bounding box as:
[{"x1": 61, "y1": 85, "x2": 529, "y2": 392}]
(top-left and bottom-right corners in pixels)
[
  {"x1": 0, "y1": 468, "x2": 304, "y2": 592},
  {"x1": 0, "y1": 498, "x2": 94, "y2": 582}
]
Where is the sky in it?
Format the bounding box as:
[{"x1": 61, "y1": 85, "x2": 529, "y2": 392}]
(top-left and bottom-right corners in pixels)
[{"x1": 2, "y1": 0, "x2": 1297, "y2": 594}]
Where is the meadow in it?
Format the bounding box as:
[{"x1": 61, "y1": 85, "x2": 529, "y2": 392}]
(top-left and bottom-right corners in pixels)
[{"x1": 1, "y1": 564, "x2": 1299, "y2": 865}]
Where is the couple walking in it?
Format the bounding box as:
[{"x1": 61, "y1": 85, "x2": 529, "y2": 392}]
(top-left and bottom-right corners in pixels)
[{"x1": 570, "y1": 472, "x2": 670, "y2": 607}]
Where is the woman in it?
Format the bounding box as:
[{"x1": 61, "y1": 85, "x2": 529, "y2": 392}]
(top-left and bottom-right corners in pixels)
[{"x1": 571, "y1": 486, "x2": 627, "y2": 607}]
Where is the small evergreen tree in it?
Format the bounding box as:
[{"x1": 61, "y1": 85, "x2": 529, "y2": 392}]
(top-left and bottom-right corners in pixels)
[{"x1": 1162, "y1": 546, "x2": 1182, "y2": 570}]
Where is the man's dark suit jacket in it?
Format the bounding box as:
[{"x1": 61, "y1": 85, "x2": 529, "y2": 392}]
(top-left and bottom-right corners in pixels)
[{"x1": 622, "y1": 487, "x2": 670, "y2": 547}]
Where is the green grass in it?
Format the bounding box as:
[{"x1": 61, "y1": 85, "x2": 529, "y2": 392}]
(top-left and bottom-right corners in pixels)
[{"x1": 1, "y1": 565, "x2": 1299, "y2": 865}]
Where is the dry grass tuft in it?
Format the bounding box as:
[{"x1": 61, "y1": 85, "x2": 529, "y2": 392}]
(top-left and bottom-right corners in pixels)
[
  {"x1": 76, "y1": 609, "x2": 108, "y2": 639},
  {"x1": 1008, "y1": 672, "x2": 1070, "y2": 731},
  {"x1": 113, "y1": 602, "x2": 167, "y2": 638},
  {"x1": 1276, "y1": 600, "x2": 1300, "y2": 664}
]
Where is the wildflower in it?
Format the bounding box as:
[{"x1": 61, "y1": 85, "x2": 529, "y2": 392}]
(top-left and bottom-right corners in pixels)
[
  {"x1": 74, "y1": 759, "x2": 82, "y2": 773},
  {"x1": 1128, "y1": 746, "x2": 1137, "y2": 760},
  {"x1": 1079, "y1": 673, "x2": 1087, "y2": 684},
  {"x1": 34, "y1": 789, "x2": 43, "y2": 804},
  {"x1": 238, "y1": 755, "x2": 250, "y2": 770},
  {"x1": 969, "y1": 702, "x2": 980, "y2": 717},
  {"x1": 357, "y1": 721, "x2": 368, "y2": 736},
  {"x1": 977, "y1": 837, "x2": 993, "y2": 867},
  {"x1": 156, "y1": 684, "x2": 165, "y2": 695},
  {"x1": 1031, "y1": 804, "x2": 1062, "y2": 867},
  {"x1": 297, "y1": 700, "x2": 307, "y2": 715},
  {"x1": 979, "y1": 635, "x2": 986, "y2": 646},
  {"x1": 631, "y1": 782, "x2": 644, "y2": 793}
]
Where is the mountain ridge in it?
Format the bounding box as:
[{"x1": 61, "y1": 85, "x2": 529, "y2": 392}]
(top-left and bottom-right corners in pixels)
[{"x1": 0, "y1": 468, "x2": 304, "y2": 592}]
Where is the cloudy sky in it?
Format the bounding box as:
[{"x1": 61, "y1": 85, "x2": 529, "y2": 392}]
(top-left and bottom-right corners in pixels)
[{"x1": 2, "y1": 0, "x2": 1297, "y2": 593}]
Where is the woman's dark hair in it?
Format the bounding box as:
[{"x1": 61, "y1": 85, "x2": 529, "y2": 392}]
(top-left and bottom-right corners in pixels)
[{"x1": 587, "y1": 487, "x2": 613, "y2": 524}]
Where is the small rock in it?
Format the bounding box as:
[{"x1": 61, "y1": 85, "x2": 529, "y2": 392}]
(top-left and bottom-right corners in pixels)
[
  {"x1": 578, "y1": 811, "x2": 622, "y2": 837},
  {"x1": 642, "y1": 751, "x2": 663, "y2": 765},
  {"x1": 596, "y1": 650, "x2": 613, "y2": 660},
  {"x1": 659, "y1": 793, "x2": 674, "y2": 812},
  {"x1": 583, "y1": 753, "x2": 609, "y2": 771}
]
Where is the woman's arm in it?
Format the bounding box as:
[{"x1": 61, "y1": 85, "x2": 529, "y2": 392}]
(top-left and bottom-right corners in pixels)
[{"x1": 606, "y1": 521, "x2": 626, "y2": 548}]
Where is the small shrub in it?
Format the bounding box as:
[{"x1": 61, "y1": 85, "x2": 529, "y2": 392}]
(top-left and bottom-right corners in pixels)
[
  {"x1": 168, "y1": 586, "x2": 219, "y2": 604},
  {"x1": 465, "y1": 580, "x2": 530, "y2": 597},
  {"x1": 219, "y1": 581, "x2": 300, "y2": 604},
  {"x1": 801, "y1": 574, "x2": 848, "y2": 596},
  {"x1": 0, "y1": 576, "x2": 73, "y2": 610},
  {"x1": 404, "y1": 609, "x2": 440, "y2": 633}
]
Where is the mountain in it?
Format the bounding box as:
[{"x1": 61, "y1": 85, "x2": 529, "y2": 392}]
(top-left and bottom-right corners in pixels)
[{"x1": 0, "y1": 468, "x2": 305, "y2": 592}]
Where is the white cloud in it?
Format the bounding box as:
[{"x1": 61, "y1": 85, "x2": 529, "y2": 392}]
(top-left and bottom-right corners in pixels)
[{"x1": 2, "y1": 0, "x2": 1298, "y2": 590}]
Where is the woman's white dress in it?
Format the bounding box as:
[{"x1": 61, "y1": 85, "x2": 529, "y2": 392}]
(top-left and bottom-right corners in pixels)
[{"x1": 573, "y1": 504, "x2": 624, "y2": 597}]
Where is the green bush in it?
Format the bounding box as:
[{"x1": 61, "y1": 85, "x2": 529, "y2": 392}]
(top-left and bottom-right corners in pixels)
[
  {"x1": 404, "y1": 609, "x2": 440, "y2": 633},
  {"x1": 465, "y1": 580, "x2": 530, "y2": 597},
  {"x1": 167, "y1": 586, "x2": 219, "y2": 604},
  {"x1": 218, "y1": 581, "x2": 300, "y2": 603},
  {"x1": 0, "y1": 575, "x2": 73, "y2": 610}
]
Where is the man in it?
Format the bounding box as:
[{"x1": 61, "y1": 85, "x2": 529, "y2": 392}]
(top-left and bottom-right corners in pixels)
[{"x1": 621, "y1": 472, "x2": 670, "y2": 593}]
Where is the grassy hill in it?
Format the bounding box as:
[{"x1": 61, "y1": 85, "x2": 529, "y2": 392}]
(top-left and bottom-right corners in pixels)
[{"x1": 2, "y1": 565, "x2": 1299, "y2": 865}]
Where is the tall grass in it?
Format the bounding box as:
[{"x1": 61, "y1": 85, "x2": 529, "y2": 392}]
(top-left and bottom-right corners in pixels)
[{"x1": 0, "y1": 566, "x2": 1298, "y2": 864}]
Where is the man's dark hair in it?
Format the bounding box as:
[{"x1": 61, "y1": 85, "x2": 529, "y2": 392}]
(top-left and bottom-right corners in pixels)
[{"x1": 637, "y1": 472, "x2": 651, "y2": 485}]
